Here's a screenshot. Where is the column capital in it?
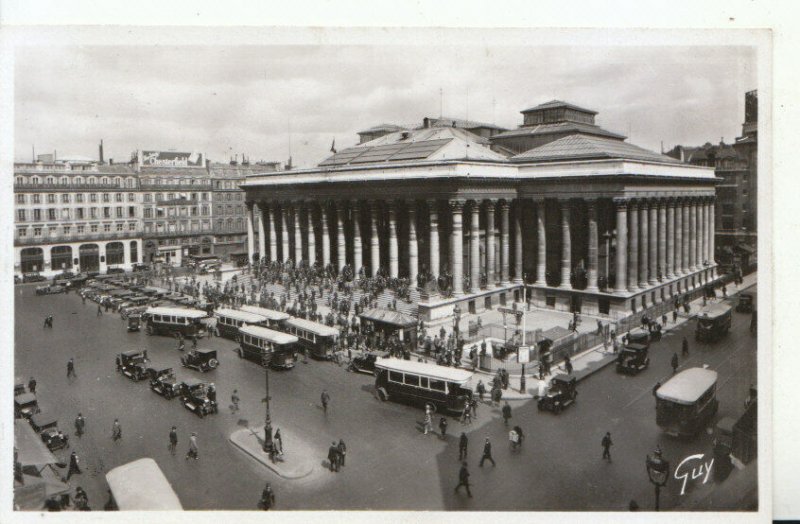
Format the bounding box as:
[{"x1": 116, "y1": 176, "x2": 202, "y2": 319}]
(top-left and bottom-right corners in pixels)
[
  {"x1": 448, "y1": 199, "x2": 465, "y2": 212},
  {"x1": 483, "y1": 198, "x2": 497, "y2": 209},
  {"x1": 655, "y1": 198, "x2": 668, "y2": 209},
  {"x1": 245, "y1": 200, "x2": 255, "y2": 209},
  {"x1": 559, "y1": 199, "x2": 571, "y2": 210},
  {"x1": 498, "y1": 199, "x2": 510, "y2": 211},
  {"x1": 612, "y1": 197, "x2": 629, "y2": 209}
]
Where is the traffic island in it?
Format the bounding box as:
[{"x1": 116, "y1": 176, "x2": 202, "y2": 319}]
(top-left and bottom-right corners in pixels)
[{"x1": 229, "y1": 427, "x2": 315, "y2": 480}]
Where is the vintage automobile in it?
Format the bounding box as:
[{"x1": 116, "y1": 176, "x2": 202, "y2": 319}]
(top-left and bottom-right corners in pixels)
[
  {"x1": 148, "y1": 367, "x2": 182, "y2": 399},
  {"x1": 23, "y1": 272, "x2": 47, "y2": 283},
  {"x1": 348, "y1": 350, "x2": 390, "y2": 375},
  {"x1": 736, "y1": 292, "x2": 754, "y2": 314},
  {"x1": 106, "y1": 267, "x2": 125, "y2": 275},
  {"x1": 537, "y1": 374, "x2": 578, "y2": 414},
  {"x1": 616, "y1": 343, "x2": 650, "y2": 375},
  {"x1": 14, "y1": 382, "x2": 27, "y2": 396},
  {"x1": 14, "y1": 392, "x2": 39, "y2": 419},
  {"x1": 625, "y1": 327, "x2": 651, "y2": 349},
  {"x1": 30, "y1": 412, "x2": 70, "y2": 451},
  {"x1": 179, "y1": 379, "x2": 218, "y2": 417},
  {"x1": 116, "y1": 350, "x2": 150, "y2": 381},
  {"x1": 180, "y1": 348, "x2": 219, "y2": 372},
  {"x1": 132, "y1": 263, "x2": 150, "y2": 272},
  {"x1": 35, "y1": 284, "x2": 67, "y2": 296},
  {"x1": 127, "y1": 314, "x2": 142, "y2": 332}
]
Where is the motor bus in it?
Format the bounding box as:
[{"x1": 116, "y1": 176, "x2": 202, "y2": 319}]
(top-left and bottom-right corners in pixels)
[
  {"x1": 656, "y1": 367, "x2": 719, "y2": 437},
  {"x1": 284, "y1": 317, "x2": 339, "y2": 360},
  {"x1": 238, "y1": 324, "x2": 300, "y2": 370},
  {"x1": 105, "y1": 458, "x2": 183, "y2": 510},
  {"x1": 695, "y1": 303, "x2": 733, "y2": 342},
  {"x1": 374, "y1": 359, "x2": 474, "y2": 415},
  {"x1": 239, "y1": 305, "x2": 291, "y2": 329},
  {"x1": 213, "y1": 308, "x2": 268, "y2": 340},
  {"x1": 142, "y1": 307, "x2": 208, "y2": 338}
]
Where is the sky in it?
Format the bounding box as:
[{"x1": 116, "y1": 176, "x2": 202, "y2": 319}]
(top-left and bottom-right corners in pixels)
[{"x1": 14, "y1": 44, "x2": 757, "y2": 168}]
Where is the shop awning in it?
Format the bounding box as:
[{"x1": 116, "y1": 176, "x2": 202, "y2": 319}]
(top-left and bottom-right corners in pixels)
[
  {"x1": 359, "y1": 308, "x2": 417, "y2": 327},
  {"x1": 15, "y1": 419, "x2": 58, "y2": 467}
]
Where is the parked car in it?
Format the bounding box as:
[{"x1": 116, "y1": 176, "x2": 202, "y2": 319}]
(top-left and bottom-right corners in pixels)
[
  {"x1": 127, "y1": 314, "x2": 142, "y2": 332},
  {"x1": 180, "y1": 348, "x2": 219, "y2": 373},
  {"x1": 616, "y1": 343, "x2": 650, "y2": 375},
  {"x1": 348, "y1": 350, "x2": 389, "y2": 375},
  {"x1": 179, "y1": 379, "x2": 217, "y2": 417},
  {"x1": 132, "y1": 263, "x2": 150, "y2": 272},
  {"x1": 35, "y1": 285, "x2": 67, "y2": 296},
  {"x1": 148, "y1": 367, "x2": 181, "y2": 399},
  {"x1": 106, "y1": 267, "x2": 125, "y2": 275},
  {"x1": 23, "y1": 272, "x2": 47, "y2": 283},
  {"x1": 14, "y1": 392, "x2": 39, "y2": 419},
  {"x1": 736, "y1": 292, "x2": 754, "y2": 313},
  {"x1": 30, "y1": 412, "x2": 70, "y2": 451},
  {"x1": 537, "y1": 374, "x2": 578, "y2": 414},
  {"x1": 115, "y1": 350, "x2": 150, "y2": 381}
]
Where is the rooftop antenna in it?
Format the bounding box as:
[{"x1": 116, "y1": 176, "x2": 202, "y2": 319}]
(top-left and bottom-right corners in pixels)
[
  {"x1": 31, "y1": 144, "x2": 35, "y2": 162},
  {"x1": 439, "y1": 88, "x2": 443, "y2": 118},
  {"x1": 661, "y1": 141, "x2": 664, "y2": 154}
]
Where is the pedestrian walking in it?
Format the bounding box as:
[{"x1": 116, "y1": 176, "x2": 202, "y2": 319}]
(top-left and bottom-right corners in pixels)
[
  {"x1": 601, "y1": 432, "x2": 613, "y2": 461},
  {"x1": 66, "y1": 451, "x2": 82, "y2": 480},
  {"x1": 185, "y1": 432, "x2": 199, "y2": 460},
  {"x1": 28, "y1": 376, "x2": 37, "y2": 395},
  {"x1": 681, "y1": 337, "x2": 690, "y2": 358},
  {"x1": 454, "y1": 462, "x2": 473, "y2": 498},
  {"x1": 661, "y1": 314, "x2": 667, "y2": 327},
  {"x1": 327, "y1": 441, "x2": 340, "y2": 472},
  {"x1": 672, "y1": 309, "x2": 678, "y2": 323},
  {"x1": 274, "y1": 429, "x2": 284, "y2": 456},
  {"x1": 168, "y1": 426, "x2": 178, "y2": 455},
  {"x1": 564, "y1": 355, "x2": 573, "y2": 375},
  {"x1": 492, "y1": 386, "x2": 502, "y2": 407},
  {"x1": 231, "y1": 389, "x2": 240, "y2": 413},
  {"x1": 458, "y1": 432, "x2": 468, "y2": 461},
  {"x1": 722, "y1": 284, "x2": 728, "y2": 298},
  {"x1": 111, "y1": 419, "x2": 122, "y2": 441},
  {"x1": 439, "y1": 416, "x2": 448, "y2": 439},
  {"x1": 192, "y1": 334, "x2": 198, "y2": 349},
  {"x1": 423, "y1": 408, "x2": 434, "y2": 435},
  {"x1": 259, "y1": 483, "x2": 275, "y2": 510},
  {"x1": 337, "y1": 439, "x2": 347, "y2": 466},
  {"x1": 470, "y1": 397, "x2": 478, "y2": 419},
  {"x1": 502, "y1": 401, "x2": 512, "y2": 426},
  {"x1": 321, "y1": 390, "x2": 330, "y2": 414},
  {"x1": 671, "y1": 352, "x2": 679, "y2": 374},
  {"x1": 509, "y1": 428, "x2": 520, "y2": 451},
  {"x1": 97, "y1": 305, "x2": 102, "y2": 317},
  {"x1": 479, "y1": 437, "x2": 496, "y2": 467},
  {"x1": 476, "y1": 380, "x2": 486, "y2": 402},
  {"x1": 74, "y1": 413, "x2": 85, "y2": 438},
  {"x1": 67, "y1": 358, "x2": 77, "y2": 379}
]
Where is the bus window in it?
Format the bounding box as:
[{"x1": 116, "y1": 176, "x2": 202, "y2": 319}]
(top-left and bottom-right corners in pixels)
[
  {"x1": 429, "y1": 379, "x2": 446, "y2": 392},
  {"x1": 419, "y1": 377, "x2": 429, "y2": 388},
  {"x1": 154, "y1": 315, "x2": 162, "y2": 322},
  {"x1": 389, "y1": 371, "x2": 403, "y2": 383},
  {"x1": 404, "y1": 375, "x2": 420, "y2": 387}
]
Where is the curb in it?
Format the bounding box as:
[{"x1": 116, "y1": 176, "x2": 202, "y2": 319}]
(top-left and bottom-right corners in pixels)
[{"x1": 229, "y1": 428, "x2": 315, "y2": 480}]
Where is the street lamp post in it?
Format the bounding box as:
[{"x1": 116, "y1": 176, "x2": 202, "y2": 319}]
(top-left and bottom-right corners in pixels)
[
  {"x1": 645, "y1": 446, "x2": 670, "y2": 511},
  {"x1": 261, "y1": 353, "x2": 274, "y2": 458},
  {"x1": 453, "y1": 304, "x2": 462, "y2": 340}
]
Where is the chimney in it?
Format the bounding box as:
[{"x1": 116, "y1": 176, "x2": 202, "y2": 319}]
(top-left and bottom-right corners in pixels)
[
  {"x1": 423, "y1": 117, "x2": 430, "y2": 129},
  {"x1": 109, "y1": 158, "x2": 114, "y2": 165},
  {"x1": 99, "y1": 139, "x2": 104, "y2": 164}
]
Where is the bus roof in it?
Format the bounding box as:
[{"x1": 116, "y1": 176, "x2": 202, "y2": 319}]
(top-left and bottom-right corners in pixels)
[
  {"x1": 374, "y1": 358, "x2": 474, "y2": 383},
  {"x1": 105, "y1": 458, "x2": 183, "y2": 510},
  {"x1": 285, "y1": 317, "x2": 340, "y2": 337},
  {"x1": 656, "y1": 367, "x2": 718, "y2": 405},
  {"x1": 239, "y1": 325, "x2": 298, "y2": 345},
  {"x1": 697, "y1": 303, "x2": 733, "y2": 320},
  {"x1": 239, "y1": 305, "x2": 291, "y2": 322},
  {"x1": 145, "y1": 307, "x2": 208, "y2": 319},
  {"x1": 214, "y1": 308, "x2": 268, "y2": 324}
]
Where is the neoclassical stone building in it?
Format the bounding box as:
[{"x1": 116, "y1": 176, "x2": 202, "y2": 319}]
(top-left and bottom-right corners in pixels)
[{"x1": 241, "y1": 101, "x2": 717, "y2": 322}]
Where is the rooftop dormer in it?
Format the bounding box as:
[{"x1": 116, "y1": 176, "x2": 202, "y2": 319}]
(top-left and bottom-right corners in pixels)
[{"x1": 520, "y1": 100, "x2": 598, "y2": 127}]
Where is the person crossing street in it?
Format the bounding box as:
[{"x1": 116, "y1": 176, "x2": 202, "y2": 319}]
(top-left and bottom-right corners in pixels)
[
  {"x1": 682, "y1": 337, "x2": 690, "y2": 357},
  {"x1": 479, "y1": 437, "x2": 496, "y2": 467},
  {"x1": 321, "y1": 390, "x2": 330, "y2": 414},
  {"x1": 671, "y1": 352, "x2": 679, "y2": 374},
  {"x1": 454, "y1": 462, "x2": 472, "y2": 498},
  {"x1": 502, "y1": 401, "x2": 512, "y2": 426},
  {"x1": 111, "y1": 419, "x2": 122, "y2": 442},
  {"x1": 458, "y1": 432, "x2": 469, "y2": 461},
  {"x1": 74, "y1": 413, "x2": 85, "y2": 438},
  {"x1": 168, "y1": 426, "x2": 178, "y2": 455},
  {"x1": 185, "y1": 432, "x2": 199, "y2": 460},
  {"x1": 601, "y1": 432, "x2": 613, "y2": 461}
]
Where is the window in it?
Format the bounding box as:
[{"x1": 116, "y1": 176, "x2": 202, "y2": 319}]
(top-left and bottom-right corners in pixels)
[
  {"x1": 128, "y1": 193, "x2": 135, "y2": 202},
  {"x1": 180, "y1": 207, "x2": 188, "y2": 217},
  {"x1": 47, "y1": 194, "x2": 56, "y2": 203},
  {"x1": 226, "y1": 205, "x2": 233, "y2": 214},
  {"x1": 32, "y1": 194, "x2": 41, "y2": 204},
  {"x1": 61, "y1": 209, "x2": 70, "y2": 219},
  {"x1": 76, "y1": 194, "x2": 84, "y2": 203},
  {"x1": 90, "y1": 224, "x2": 98, "y2": 233},
  {"x1": 16, "y1": 194, "x2": 25, "y2": 204},
  {"x1": 156, "y1": 208, "x2": 164, "y2": 218},
  {"x1": 116, "y1": 193, "x2": 123, "y2": 202},
  {"x1": 103, "y1": 207, "x2": 111, "y2": 218},
  {"x1": 76, "y1": 208, "x2": 85, "y2": 219},
  {"x1": 90, "y1": 193, "x2": 98, "y2": 203},
  {"x1": 15, "y1": 177, "x2": 23, "y2": 186},
  {"x1": 128, "y1": 206, "x2": 135, "y2": 217},
  {"x1": 102, "y1": 193, "x2": 110, "y2": 203},
  {"x1": 90, "y1": 208, "x2": 98, "y2": 219},
  {"x1": 116, "y1": 178, "x2": 123, "y2": 188},
  {"x1": 202, "y1": 192, "x2": 209, "y2": 201},
  {"x1": 388, "y1": 371, "x2": 403, "y2": 383},
  {"x1": 429, "y1": 379, "x2": 446, "y2": 392},
  {"x1": 77, "y1": 225, "x2": 85, "y2": 234},
  {"x1": 61, "y1": 194, "x2": 70, "y2": 203},
  {"x1": 17, "y1": 228, "x2": 27, "y2": 237},
  {"x1": 117, "y1": 223, "x2": 124, "y2": 232},
  {"x1": 129, "y1": 223, "x2": 136, "y2": 231},
  {"x1": 116, "y1": 207, "x2": 123, "y2": 218},
  {"x1": 191, "y1": 207, "x2": 198, "y2": 216},
  {"x1": 34, "y1": 227, "x2": 42, "y2": 237},
  {"x1": 17, "y1": 209, "x2": 26, "y2": 221},
  {"x1": 46, "y1": 177, "x2": 54, "y2": 184},
  {"x1": 144, "y1": 208, "x2": 152, "y2": 218},
  {"x1": 48, "y1": 209, "x2": 57, "y2": 220},
  {"x1": 144, "y1": 193, "x2": 152, "y2": 203},
  {"x1": 226, "y1": 193, "x2": 232, "y2": 201},
  {"x1": 167, "y1": 193, "x2": 174, "y2": 200},
  {"x1": 101, "y1": 177, "x2": 109, "y2": 185},
  {"x1": 236, "y1": 193, "x2": 243, "y2": 201},
  {"x1": 104, "y1": 224, "x2": 111, "y2": 232},
  {"x1": 404, "y1": 374, "x2": 420, "y2": 387},
  {"x1": 88, "y1": 177, "x2": 96, "y2": 185},
  {"x1": 33, "y1": 209, "x2": 42, "y2": 220},
  {"x1": 74, "y1": 177, "x2": 83, "y2": 185}
]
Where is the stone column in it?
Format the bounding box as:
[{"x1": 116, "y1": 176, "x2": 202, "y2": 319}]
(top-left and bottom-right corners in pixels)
[
  {"x1": 666, "y1": 199, "x2": 675, "y2": 278},
  {"x1": 614, "y1": 199, "x2": 628, "y2": 294},
  {"x1": 535, "y1": 200, "x2": 546, "y2": 286},
  {"x1": 586, "y1": 199, "x2": 599, "y2": 292},
  {"x1": 280, "y1": 204, "x2": 290, "y2": 263},
  {"x1": 485, "y1": 200, "x2": 496, "y2": 286},
  {"x1": 658, "y1": 200, "x2": 667, "y2": 281},
  {"x1": 702, "y1": 199, "x2": 710, "y2": 265},
  {"x1": 450, "y1": 200, "x2": 464, "y2": 296},
  {"x1": 269, "y1": 204, "x2": 278, "y2": 262},
  {"x1": 408, "y1": 202, "x2": 418, "y2": 286},
  {"x1": 500, "y1": 200, "x2": 510, "y2": 285},
  {"x1": 674, "y1": 198, "x2": 683, "y2": 275},
  {"x1": 428, "y1": 200, "x2": 440, "y2": 279},
  {"x1": 469, "y1": 201, "x2": 480, "y2": 293},
  {"x1": 321, "y1": 203, "x2": 331, "y2": 268},
  {"x1": 294, "y1": 204, "x2": 303, "y2": 264},
  {"x1": 697, "y1": 201, "x2": 705, "y2": 272},
  {"x1": 388, "y1": 202, "x2": 399, "y2": 278},
  {"x1": 307, "y1": 204, "x2": 316, "y2": 266},
  {"x1": 559, "y1": 200, "x2": 571, "y2": 289},
  {"x1": 649, "y1": 202, "x2": 658, "y2": 285},
  {"x1": 682, "y1": 200, "x2": 690, "y2": 273},
  {"x1": 336, "y1": 201, "x2": 347, "y2": 272},
  {"x1": 370, "y1": 203, "x2": 380, "y2": 277},
  {"x1": 709, "y1": 198, "x2": 716, "y2": 272},
  {"x1": 639, "y1": 201, "x2": 649, "y2": 288},
  {"x1": 514, "y1": 200, "x2": 524, "y2": 284},
  {"x1": 689, "y1": 199, "x2": 697, "y2": 271},
  {"x1": 246, "y1": 202, "x2": 255, "y2": 264},
  {"x1": 256, "y1": 202, "x2": 266, "y2": 263},
  {"x1": 352, "y1": 202, "x2": 362, "y2": 276},
  {"x1": 628, "y1": 201, "x2": 639, "y2": 291}
]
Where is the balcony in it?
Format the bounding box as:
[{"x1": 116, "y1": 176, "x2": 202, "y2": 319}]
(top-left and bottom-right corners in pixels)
[
  {"x1": 139, "y1": 184, "x2": 212, "y2": 191},
  {"x1": 143, "y1": 230, "x2": 212, "y2": 239},
  {"x1": 14, "y1": 183, "x2": 125, "y2": 191},
  {"x1": 15, "y1": 231, "x2": 141, "y2": 246}
]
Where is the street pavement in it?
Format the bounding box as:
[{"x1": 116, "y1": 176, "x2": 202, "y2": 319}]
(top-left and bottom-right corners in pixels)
[{"x1": 14, "y1": 280, "x2": 757, "y2": 511}]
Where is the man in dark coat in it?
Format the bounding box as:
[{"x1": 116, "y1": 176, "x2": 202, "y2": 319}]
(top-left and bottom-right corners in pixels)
[
  {"x1": 458, "y1": 432, "x2": 468, "y2": 461},
  {"x1": 74, "y1": 413, "x2": 85, "y2": 438},
  {"x1": 337, "y1": 439, "x2": 347, "y2": 467},
  {"x1": 479, "y1": 437, "x2": 496, "y2": 467},
  {"x1": 682, "y1": 337, "x2": 690, "y2": 357},
  {"x1": 66, "y1": 451, "x2": 82, "y2": 480},
  {"x1": 28, "y1": 377, "x2": 37, "y2": 395},
  {"x1": 454, "y1": 462, "x2": 472, "y2": 497},
  {"x1": 328, "y1": 441, "x2": 340, "y2": 472},
  {"x1": 602, "y1": 432, "x2": 613, "y2": 461},
  {"x1": 671, "y1": 352, "x2": 679, "y2": 374},
  {"x1": 502, "y1": 401, "x2": 512, "y2": 426},
  {"x1": 67, "y1": 358, "x2": 77, "y2": 379}
]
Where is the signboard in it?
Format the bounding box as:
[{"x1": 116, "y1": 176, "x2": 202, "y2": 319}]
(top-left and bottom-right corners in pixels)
[
  {"x1": 517, "y1": 346, "x2": 531, "y2": 364},
  {"x1": 141, "y1": 151, "x2": 202, "y2": 167}
]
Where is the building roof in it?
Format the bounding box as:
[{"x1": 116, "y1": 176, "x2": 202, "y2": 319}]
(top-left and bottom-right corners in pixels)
[
  {"x1": 285, "y1": 317, "x2": 340, "y2": 337},
  {"x1": 374, "y1": 358, "x2": 474, "y2": 383},
  {"x1": 239, "y1": 324, "x2": 298, "y2": 344},
  {"x1": 511, "y1": 134, "x2": 683, "y2": 165},
  {"x1": 521, "y1": 100, "x2": 598, "y2": 115},
  {"x1": 145, "y1": 307, "x2": 208, "y2": 319},
  {"x1": 239, "y1": 305, "x2": 291, "y2": 321},
  {"x1": 359, "y1": 307, "x2": 417, "y2": 327},
  {"x1": 209, "y1": 163, "x2": 279, "y2": 178},
  {"x1": 105, "y1": 458, "x2": 183, "y2": 510},
  {"x1": 422, "y1": 116, "x2": 507, "y2": 131},
  {"x1": 491, "y1": 121, "x2": 626, "y2": 140},
  {"x1": 656, "y1": 367, "x2": 718, "y2": 405},
  {"x1": 358, "y1": 124, "x2": 408, "y2": 134},
  {"x1": 214, "y1": 308, "x2": 269, "y2": 324},
  {"x1": 696, "y1": 303, "x2": 733, "y2": 320}
]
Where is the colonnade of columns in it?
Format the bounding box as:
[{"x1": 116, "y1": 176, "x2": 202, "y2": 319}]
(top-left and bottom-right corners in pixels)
[{"x1": 245, "y1": 195, "x2": 715, "y2": 297}]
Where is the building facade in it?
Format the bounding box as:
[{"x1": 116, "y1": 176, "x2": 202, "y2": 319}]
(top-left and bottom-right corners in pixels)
[
  {"x1": 13, "y1": 160, "x2": 142, "y2": 276},
  {"x1": 242, "y1": 101, "x2": 718, "y2": 323}
]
